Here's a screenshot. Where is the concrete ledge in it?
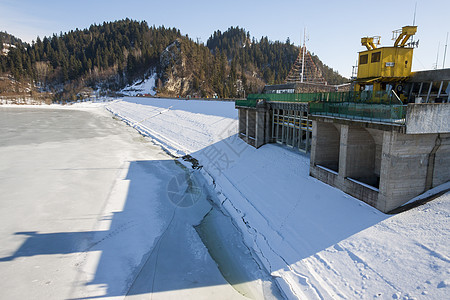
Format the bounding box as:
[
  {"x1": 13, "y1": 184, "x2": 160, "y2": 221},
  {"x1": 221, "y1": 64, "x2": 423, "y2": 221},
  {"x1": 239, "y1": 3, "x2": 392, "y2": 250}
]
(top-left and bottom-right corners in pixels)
[
  {"x1": 406, "y1": 103, "x2": 450, "y2": 134},
  {"x1": 310, "y1": 165, "x2": 338, "y2": 187},
  {"x1": 310, "y1": 115, "x2": 406, "y2": 133},
  {"x1": 343, "y1": 178, "x2": 379, "y2": 208},
  {"x1": 311, "y1": 165, "x2": 380, "y2": 210}
]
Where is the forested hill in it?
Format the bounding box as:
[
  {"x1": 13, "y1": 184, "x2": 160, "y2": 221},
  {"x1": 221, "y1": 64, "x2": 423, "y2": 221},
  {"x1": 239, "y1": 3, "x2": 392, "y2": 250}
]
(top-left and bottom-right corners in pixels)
[
  {"x1": 0, "y1": 20, "x2": 348, "y2": 101},
  {"x1": 0, "y1": 31, "x2": 25, "y2": 48},
  {"x1": 207, "y1": 27, "x2": 348, "y2": 86}
]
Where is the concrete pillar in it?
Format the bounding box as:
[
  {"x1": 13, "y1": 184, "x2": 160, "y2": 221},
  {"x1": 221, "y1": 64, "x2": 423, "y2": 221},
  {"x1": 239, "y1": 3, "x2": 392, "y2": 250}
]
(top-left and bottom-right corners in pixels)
[
  {"x1": 265, "y1": 110, "x2": 272, "y2": 144},
  {"x1": 245, "y1": 109, "x2": 249, "y2": 143},
  {"x1": 310, "y1": 120, "x2": 318, "y2": 168},
  {"x1": 238, "y1": 109, "x2": 246, "y2": 137},
  {"x1": 338, "y1": 124, "x2": 348, "y2": 179},
  {"x1": 247, "y1": 110, "x2": 256, "y2": 146},
  {"x1": 255, "y1": 109, "x2": 265, "y2": 148}
]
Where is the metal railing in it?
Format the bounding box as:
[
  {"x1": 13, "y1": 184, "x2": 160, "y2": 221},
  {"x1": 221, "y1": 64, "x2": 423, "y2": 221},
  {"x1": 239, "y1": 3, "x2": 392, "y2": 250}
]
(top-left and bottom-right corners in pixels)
[
  {"x1": 309, "y1": 102, "x2": 406, "y2": 124},
  {"x1": 235, "y1": 98, "x2": 257, "y2": 108},
  {"x1": 236, "y1": 91, "x2": 407, "y2": 124},
  {"x1": 309, "y1": 91, "x2": 407, "y2": 124}
]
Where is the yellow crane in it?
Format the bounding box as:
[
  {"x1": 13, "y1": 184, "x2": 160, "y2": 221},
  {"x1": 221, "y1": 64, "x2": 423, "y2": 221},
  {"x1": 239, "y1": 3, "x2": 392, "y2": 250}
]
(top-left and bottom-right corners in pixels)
[{"x1": 355, "y1": 25, "x2": 417, "y2": 96}]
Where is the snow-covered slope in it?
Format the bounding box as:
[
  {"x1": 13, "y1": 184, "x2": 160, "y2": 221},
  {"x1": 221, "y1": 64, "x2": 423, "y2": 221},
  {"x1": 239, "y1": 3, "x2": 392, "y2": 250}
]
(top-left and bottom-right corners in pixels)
[
  {"x1": 120, "y1": 74, "x2": 157, "y2": 96},
  {"x1": 106, "y1": 97, "x2": 450, "y2": 299}
]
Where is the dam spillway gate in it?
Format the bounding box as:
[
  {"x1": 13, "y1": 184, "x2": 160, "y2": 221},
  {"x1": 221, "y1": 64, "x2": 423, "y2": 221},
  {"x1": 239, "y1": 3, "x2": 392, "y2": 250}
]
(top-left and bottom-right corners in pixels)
[{"x1": 236, "y1": 100, "x2": 312, "y2": 152}]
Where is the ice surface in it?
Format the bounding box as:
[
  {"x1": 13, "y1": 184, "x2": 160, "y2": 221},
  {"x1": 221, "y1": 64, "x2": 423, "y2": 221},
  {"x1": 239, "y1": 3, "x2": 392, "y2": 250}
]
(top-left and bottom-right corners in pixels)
[
  {"x1": 1, "y1": 98, "x2": 448, "y2": 299},
  {"x1": 0, "y1": 106, "x2": 274, "y2": 299},
  {"x1": 106, "y1": 97, "x2": 450, "y2": 299}
]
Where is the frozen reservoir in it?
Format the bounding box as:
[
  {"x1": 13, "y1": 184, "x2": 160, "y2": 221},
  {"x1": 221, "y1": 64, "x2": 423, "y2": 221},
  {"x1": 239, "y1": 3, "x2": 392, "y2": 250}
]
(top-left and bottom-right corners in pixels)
[{"x1": 0, "y1": 106, "x2": 282, "y2": 299}]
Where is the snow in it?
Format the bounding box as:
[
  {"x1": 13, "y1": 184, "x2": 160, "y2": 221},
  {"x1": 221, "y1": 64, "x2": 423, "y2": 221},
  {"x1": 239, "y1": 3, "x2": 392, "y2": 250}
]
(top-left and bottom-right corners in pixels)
[
  {"x1": 105, "y1": 97, "x2": 450, "y2": 299},
  {"x1": 120, "y1": 73, "x2": 157, "y2": 96},
  {"x1": 1, "y1": 98, "x2": 449, "y2": 299},
  {"x1": 0, "y1": 105, "x2": 279, "y2": 299}
]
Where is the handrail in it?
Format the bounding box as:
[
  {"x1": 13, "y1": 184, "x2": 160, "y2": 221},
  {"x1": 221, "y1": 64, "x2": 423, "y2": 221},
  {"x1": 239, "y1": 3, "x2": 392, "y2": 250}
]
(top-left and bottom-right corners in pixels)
[
  {"x1": 236, "y1": 91, "x2": 407, "y2": 124},
  {"x1": 391, "y1": 90, "x2": 403, "y2": 105}
]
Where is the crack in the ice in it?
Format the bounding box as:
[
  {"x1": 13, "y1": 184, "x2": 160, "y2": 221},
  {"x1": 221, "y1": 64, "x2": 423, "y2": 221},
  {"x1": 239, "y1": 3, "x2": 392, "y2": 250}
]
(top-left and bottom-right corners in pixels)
[
  {"x1": 105, "y1": 107, "x2": 312, "y2": 299},
  {"x1": 225, "y1": 194, "x2": 327, "y2": 300}
]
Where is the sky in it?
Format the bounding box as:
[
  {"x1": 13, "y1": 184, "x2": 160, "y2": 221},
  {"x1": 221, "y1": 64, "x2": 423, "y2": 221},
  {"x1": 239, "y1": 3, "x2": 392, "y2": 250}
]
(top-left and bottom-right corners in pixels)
[{"x1": 1, "y1": 0, "x2": 449, "y2": 78}]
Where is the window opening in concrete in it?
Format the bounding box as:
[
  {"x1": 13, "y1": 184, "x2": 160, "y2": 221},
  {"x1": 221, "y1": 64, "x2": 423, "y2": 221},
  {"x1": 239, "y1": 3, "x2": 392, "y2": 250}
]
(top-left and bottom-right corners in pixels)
[
  {"x1": 345, "y1": 128, "x2": 379, "y2": 188},
  {"x1": 314, "y1": 122, "x2": 340, "y2": 172}
]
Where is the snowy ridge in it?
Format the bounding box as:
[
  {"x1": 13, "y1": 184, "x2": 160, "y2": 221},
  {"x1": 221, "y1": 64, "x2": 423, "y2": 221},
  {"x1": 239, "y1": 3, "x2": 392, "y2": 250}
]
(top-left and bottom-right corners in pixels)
[
  {"x1": 106, "y1": 98, "x2": 450, "y2": 300},
  {"x1": 120, "y1": 73, "x2": 157, "y2": 96}
]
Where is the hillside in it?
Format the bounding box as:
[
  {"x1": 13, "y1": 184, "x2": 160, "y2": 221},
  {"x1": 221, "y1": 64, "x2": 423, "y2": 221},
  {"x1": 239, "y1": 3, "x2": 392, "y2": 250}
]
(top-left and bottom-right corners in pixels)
[
  {"x1": 0, "y1": 31, "x2": 26, "y2": 55},
  {"x1": 206, "y1": 27, "x2": 348, "y2": 86},
  {"x1": 0, "y1": 20, "x2": 349, "y2": 101}
]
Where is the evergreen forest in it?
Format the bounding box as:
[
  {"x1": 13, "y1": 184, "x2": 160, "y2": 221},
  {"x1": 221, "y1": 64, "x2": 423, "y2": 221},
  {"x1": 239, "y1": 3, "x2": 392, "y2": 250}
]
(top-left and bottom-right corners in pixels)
[{"x1": 0, "y1": 19, "x2": 348, "y2": 100}]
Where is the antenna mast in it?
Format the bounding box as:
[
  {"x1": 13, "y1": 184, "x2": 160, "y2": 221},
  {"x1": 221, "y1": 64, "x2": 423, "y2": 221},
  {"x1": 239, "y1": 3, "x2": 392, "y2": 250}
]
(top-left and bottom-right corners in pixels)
[
  {"x1": 435, "y1": 42, "x2": 440, "y2": 70},
  {"x1": 410, "y1": 2, "x2": 417, "y2": 46},
  {"x1": 301, "y1": 28, "x2": 306, "y2": 83},
  {"x1": 443, "y1": 32, "x2": 448, "y2": 69}
]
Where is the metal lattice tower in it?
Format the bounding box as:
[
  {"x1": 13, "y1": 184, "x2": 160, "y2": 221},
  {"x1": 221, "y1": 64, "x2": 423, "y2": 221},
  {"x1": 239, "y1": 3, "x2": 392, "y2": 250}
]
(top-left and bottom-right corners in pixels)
[{"x1": 285, "y1": 46, "x2": 327, "y2": 84}]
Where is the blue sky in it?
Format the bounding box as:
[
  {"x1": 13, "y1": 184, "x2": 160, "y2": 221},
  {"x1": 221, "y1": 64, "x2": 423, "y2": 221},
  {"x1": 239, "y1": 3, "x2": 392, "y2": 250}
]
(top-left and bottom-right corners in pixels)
[{"x1": 1, "y1": 0, "x2": 449, "y2": 77}]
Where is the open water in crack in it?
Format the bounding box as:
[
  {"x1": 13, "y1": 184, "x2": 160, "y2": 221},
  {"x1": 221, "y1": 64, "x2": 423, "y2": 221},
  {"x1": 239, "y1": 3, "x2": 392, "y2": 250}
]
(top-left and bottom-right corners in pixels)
[
  {"x1": 195, "y1": 199, "x2": 284, "y2": 299},
  {"x1": 175, "y1": 156, "x2": 284, "y2": 298}
]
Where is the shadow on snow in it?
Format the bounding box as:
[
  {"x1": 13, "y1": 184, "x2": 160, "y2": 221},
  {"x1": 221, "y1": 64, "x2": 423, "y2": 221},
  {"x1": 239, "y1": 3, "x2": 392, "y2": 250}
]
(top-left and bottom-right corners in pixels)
[{"x1": 0, "y1": 135, "x2": 388, "y2": 298}]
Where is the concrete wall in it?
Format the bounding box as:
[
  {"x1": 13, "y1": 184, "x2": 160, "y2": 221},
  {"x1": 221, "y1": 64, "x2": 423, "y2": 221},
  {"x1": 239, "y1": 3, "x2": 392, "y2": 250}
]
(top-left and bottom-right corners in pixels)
[
  {"x1": 311, "y1": 120, "x2": 340, "y2": 172},
  {"x1": 377, "y1": 132, "x2": 439, "y2": 212},
  {"x1": 310, "y1": 117, "x2": 449, "y2": 213},
  {"x1": 342, "y1": 179, "x2": 379, "y2": 208},
  {"x1": 406, "y1": 104, "x2": 450, "y2": 134},
  {"x1": 255, "y1": 108, "x2": 267, "y2": 148},
  {"x1": 247, "y1": 109, "x2": 256, "y2": 146},
  {"x1": 237, "y1": 107, "x2": 273, "y2": 148},
  {"x1": 366, "y1": 129, "x2": 384, "y2": 178},
  {"x1": 311, "y1": 121, "x2": 382, "y2": 209},
  {"x1": 238, "y1": 109, "x2": 246, "y2": 136},
  {"x1": 431, "y1": 133, "x2": 450, "y2": 187}
]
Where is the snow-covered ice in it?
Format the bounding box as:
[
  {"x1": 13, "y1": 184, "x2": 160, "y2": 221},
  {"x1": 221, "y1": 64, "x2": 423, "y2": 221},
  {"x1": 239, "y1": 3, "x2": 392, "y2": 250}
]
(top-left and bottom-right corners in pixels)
[
  {"x1": 0, "y1": 105, "x2": 278, "y2": 299},
  {"x1": 105, "y1": 97, "x2": 450, "y2": 299},
  {"x1": 1, "y1": 98, "x2": 448, "y2": 299}
]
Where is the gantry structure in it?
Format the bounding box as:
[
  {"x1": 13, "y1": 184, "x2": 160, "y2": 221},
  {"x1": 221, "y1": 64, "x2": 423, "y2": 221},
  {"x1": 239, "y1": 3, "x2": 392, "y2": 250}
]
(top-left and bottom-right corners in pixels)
[{"x1": 285, "y1": 45, "x2": 327, "y2": 85}]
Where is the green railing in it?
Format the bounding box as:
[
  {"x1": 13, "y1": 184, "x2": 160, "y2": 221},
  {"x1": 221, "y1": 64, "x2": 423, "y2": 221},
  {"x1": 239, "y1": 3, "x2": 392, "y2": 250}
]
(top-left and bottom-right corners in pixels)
[
  {"x1": 309, "y1": 102, "x2": 406, "y2": 123},
  {"x1": 309, "y1": 90, "x2": 407, "y2": 124},
  {"x1": 236, "y1": 91, "x2": 407, "y2": 124},
  {"x1": 235, "y1": 98, "x2": 257, "y2": 108}
]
